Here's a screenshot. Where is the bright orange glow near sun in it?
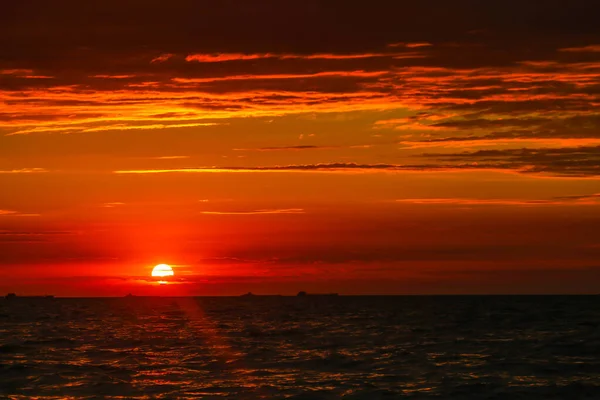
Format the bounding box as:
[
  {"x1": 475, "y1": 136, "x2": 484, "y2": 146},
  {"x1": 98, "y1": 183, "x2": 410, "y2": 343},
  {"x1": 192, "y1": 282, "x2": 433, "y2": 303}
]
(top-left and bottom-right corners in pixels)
[{"x1": 151, "y1": 264, "x2": 174, "y2": 278}]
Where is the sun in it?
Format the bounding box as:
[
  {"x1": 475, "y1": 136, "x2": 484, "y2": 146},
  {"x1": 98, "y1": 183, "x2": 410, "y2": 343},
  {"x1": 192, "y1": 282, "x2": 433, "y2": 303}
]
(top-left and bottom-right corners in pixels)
[{"x1": 152, "y1": 264, "x2": 174, "y2": 278}]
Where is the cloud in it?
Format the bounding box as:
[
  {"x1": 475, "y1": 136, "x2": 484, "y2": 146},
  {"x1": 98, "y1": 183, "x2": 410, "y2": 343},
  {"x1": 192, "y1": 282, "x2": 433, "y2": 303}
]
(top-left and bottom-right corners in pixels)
[
  {"x1": 233, "y1": 145, "x2": 338, "y2": 152},
  {"x1": 2, "y1": 54, "x2": 599, "y2": 137},
  {"x1": 146, "y1": 156, "x2": 190, "y2": 160},
  {"x1": 114, "y1": 163, "x2": 411, "y2": 174},
  {"x1": 2, "y1": 30, "x2": 598, "y2": 137},
  {"x1": 7, "y1": 122, "x2": 223, "y2": 136},
  {"x1": 0, "y1": 168, "x2": 48, "y2": 174},
  {"x1": 113, "y1": 145, "x2": 600, "y2": 177},
  {"x1": 113, "y1": 162, "x2": 506, "y2": 176},
  {"x1": 90, "y1": 74, "x2": 137, "y2": 79},
  {"x1": 186, "y1": 53, "x2": 271, "y2": 62},
  {"x1": 559, "y1": 45, "x2": 600, "y2": 53},
  {"x1": 0, "y1": 0, "x2": 598, "y2": 192},
  {"x1": 400, "y1": 138, "x2": 600, "y2": 149},
  {"x1": 395, "y1": 195, "x2": 600, "y2": 206},
  {"x1": 0, "y1": 230, "x2": 75, "y2": 236},
  {"x1": 200, "y1": 208, "x2": 305, "y2": 215},
  {"x1": 387, "y1": 42, "x2": 433, "y2": 48},
  {"x1": 150, "y1": 53, "x2": 174, "y2": 63},
  {"x1": 1, "y1": 69, "x2": 34, "y2": 75},
  {"x1": 0, "y1": 230, "x2": 76, "y2": 242},
  {"x1": 0, "y1": 210, "x2": 40, "y2": 217},
  {"x1": 185, "y1": 52, "x2": 424, "y2": 62},
  {"x1": 102, "y1": 202, "x2": 125, "y2": 208},
  {"x1": 391, "y1": 114, "x2": 600, "y2": 145},
  {"x1": 170, "y1": 70, "x2": 389, "y2": 84},
  {"x1": 421, "y1": 146, "x2": 600, "y2": 177},
  {"x1": 552, "y1": 193, "x2": 600, "y2": 202}
]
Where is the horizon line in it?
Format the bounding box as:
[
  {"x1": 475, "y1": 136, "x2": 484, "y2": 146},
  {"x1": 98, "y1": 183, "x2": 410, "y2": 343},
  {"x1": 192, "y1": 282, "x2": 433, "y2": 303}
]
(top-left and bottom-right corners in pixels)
[{"x1": 3, "y1": 294, "x2": 599, "y2": 299}]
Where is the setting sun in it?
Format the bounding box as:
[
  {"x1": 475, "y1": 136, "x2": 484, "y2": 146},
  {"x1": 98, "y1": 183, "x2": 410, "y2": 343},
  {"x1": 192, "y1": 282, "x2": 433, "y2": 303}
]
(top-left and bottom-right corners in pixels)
[{"x1": 151, "y1": 264, "x2": 174, "y2": 278}]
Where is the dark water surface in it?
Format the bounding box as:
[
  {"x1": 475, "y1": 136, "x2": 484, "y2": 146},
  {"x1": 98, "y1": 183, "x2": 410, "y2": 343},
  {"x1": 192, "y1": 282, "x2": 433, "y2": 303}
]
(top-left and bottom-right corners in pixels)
[{"x1": 1, "y1": 296, "x2": 599, "y2": 399}]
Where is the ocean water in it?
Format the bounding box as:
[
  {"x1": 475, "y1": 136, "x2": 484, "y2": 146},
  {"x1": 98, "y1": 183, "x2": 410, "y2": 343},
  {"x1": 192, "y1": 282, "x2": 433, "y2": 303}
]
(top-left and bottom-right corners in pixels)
[{"x1": 1, "y1": 296, "x2": 599, "y2": 399}]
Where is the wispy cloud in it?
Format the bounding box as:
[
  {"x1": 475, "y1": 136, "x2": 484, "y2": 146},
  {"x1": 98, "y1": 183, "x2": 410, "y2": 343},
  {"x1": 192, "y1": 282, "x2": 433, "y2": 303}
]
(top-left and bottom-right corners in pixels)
[
  {"x1": 400, "y1": 138, "x2": 600, "y2": 149},
  {"x1": 233, "y1": 145, "x2": 338, "y2": 152},
  {"x1": 3, "y1": 57, "x2": 599, "y2": 139},
  {"x1": 395, "y1": 195, "x2": 600, "y2": 206},
  {"x1": 559, "y1": 45, "x2": 600, "y2": 52},
  {"x1": 552, "y1": 193, "x2": 600, "y2": 202},
  {"x1": 0, "y1": 210, "x2": 40, "y2": 217},
  {"x1": 0, "y1": 69, "x2": 34, "y2": 75},
  {"x1": 114, "y1": 163, "x2": 415, "y2": 174},
  {"x1": 1, "y1": 3, "x2": 599, "y2": 191},
  {"x1": 387, "y1": 42, "x2": 433, "y2": 48},
  {"x1": 201, "y1": 208, "x2": 305, "y2": 215},
  {"x1": 171, "y1": 70, "x2": 389, "y2": 84},
  {"x1": 113, "y1": 145, "x2": 600, "y2": 178},
  {"x1": 148, "y1": 156, "x2": 190, "y2": 160},
  {"x1": 90, "y1": 74, "x2": 137, "y2": 79},
  {"x1": 0, "y1": 230, "x2": 75, "y2": 236},
  {"x1": 6, "y1": 122, "x2": 224, "y2": 136},
  {"x1": 185, "y1": 52, "x2": 424, "y2": 62},
  {"x1": 420, "y1": 146, "x2": 600, "y2": 177},
  {"x1": 151, "y1": 53, "x2": 174, "y2": 63},
  {"x1": 102, "y1": 202, "x2": 125, "y2": 208},
  {"x1": 0, "y1": 168, "x2": 48, "y2": 174}
]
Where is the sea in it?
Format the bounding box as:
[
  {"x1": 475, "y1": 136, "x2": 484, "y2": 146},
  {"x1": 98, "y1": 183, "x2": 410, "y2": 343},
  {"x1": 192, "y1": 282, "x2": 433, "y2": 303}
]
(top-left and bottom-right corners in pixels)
[{"x1": 1, "y1": 296, "x2": 599, "y2": 399}]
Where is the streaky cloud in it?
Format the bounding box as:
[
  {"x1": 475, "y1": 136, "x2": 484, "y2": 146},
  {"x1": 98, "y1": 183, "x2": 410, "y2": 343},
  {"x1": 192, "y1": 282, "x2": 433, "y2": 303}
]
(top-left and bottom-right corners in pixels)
[
  {"x1": 0, "y1": 210, "x2": 40, "y2": 217},
  {"x1": 201, "y1": 209, "x2": 305, "y2": 215},
  {"x1": 559, "y1": 45, "x2": 600, "y2": 52},
  {"x1": 0, "y1": 168, "x2": 48, "y2": 174},
  {"x1": 185, "y1": 52, "x2": 424, "y2": 62},
  {"x1": 395, "y1": 196, "x2": 600, "y2": 206}
]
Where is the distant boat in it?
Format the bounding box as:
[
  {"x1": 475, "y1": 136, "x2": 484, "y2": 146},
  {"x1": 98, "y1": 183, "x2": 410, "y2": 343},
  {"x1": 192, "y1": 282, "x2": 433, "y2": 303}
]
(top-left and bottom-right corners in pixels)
[
  {"x1": 125, "y1": 293, "x2": 135, "y2": 298},
  {"x1": 240, "y1": 292, "x2": 282, "y2": 297},
  {"x1": 5, "y1": 293, "x2": 54, "y2": 300},
  {"x1": 297, "y1": 291, "x2": 338, "y2": 297}
]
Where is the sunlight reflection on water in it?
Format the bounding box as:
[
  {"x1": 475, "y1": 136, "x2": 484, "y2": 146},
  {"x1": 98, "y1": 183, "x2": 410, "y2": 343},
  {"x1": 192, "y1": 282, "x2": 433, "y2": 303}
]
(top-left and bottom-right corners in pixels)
[{"x1": 1, "y1": 296, "x2": 600, "y2": 398}]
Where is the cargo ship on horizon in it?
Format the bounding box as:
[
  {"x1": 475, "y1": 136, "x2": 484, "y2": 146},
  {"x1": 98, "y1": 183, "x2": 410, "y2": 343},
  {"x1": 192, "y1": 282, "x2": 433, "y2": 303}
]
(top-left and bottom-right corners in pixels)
[{"x1": 5, "y1": 293, "x2": 55, "y2": 300}]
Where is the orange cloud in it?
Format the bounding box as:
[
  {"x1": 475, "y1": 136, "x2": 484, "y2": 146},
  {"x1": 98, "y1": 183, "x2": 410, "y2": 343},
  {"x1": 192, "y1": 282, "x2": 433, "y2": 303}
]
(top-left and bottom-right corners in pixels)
[
  {"x1": 0, "y1": 168, "x2": 48, "y2": 174},
  {"x1": 0, "y1": 69, "x2": 34, "y2": 75},
  {"x1": 102, "y1": 202, "x2": 126, "y2": 208},
  {"x1": 559, "y1": 45, "x2": 600, "y2": 52},
  {"x1": 149, "y1": 156, "x2": 190, "y2": 159},
  {"x1": 233, "y1": 145, "x2": 339, "y2": 152},
  {"x1": 387, "y1": 42, "x2": 432, "y2": 48},
  {"x1": 171, "y1": 70, "x2": 389, "y2": 84},
  {"x1": 400, "y1": 138, "x2": 600, "y2": 149},
  {"x1": 200, "y1": 209, "x2": 305, "y2": 215},
  {"x1": 395, "y1": 195, "x2": 600, "y2": 206},
  {"x1": 90, "y1": 74, "x2": 137, "y2": 79},
  {"x1": 2, "y1": 46, "x2": 600, "y2": 146},
  {"x1": 0, "y1": 210, "x2": 40, "y2": 217},
  {"x1": 185, "y1": 52, "x2": 424, "y2": 62},
  {"x1": 151, "y1": 53, "x2": 175, "y2": 63}
]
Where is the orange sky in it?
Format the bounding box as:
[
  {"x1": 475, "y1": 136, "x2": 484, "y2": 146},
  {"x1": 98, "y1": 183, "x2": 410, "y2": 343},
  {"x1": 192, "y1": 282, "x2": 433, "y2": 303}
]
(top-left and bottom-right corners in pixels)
[{"x1": 1, "y1": 1, "x2": 599, "y2": 295}]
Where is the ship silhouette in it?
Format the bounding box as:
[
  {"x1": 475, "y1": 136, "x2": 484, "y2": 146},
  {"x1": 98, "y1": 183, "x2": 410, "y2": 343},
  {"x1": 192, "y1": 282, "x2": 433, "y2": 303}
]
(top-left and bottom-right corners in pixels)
[
  {"x1": 239, "y1": 291, "x2": 338, "y2": 297},
  {"x1": 297, "y1": 291, "x2": 338, "y2": 297},
  {"x1": 240, "y1": 292, "x2": 282, "y2": 297},
  {"x1": 5, "y1": 293, "x2": 54, "y2": 300}
]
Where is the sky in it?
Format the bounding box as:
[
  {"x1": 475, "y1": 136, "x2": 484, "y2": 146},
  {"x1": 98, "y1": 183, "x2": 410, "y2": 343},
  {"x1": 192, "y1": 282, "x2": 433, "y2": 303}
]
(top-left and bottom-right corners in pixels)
[{"x1": 1, "y1": 0, "x2": 600, "y2": 296}]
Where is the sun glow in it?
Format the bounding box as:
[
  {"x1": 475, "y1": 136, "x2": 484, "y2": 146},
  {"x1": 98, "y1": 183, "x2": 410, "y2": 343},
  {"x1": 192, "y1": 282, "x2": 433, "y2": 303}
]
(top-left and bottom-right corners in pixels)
[{"x1": 152, "y1": 264, "x2": 174, "y2": 278}]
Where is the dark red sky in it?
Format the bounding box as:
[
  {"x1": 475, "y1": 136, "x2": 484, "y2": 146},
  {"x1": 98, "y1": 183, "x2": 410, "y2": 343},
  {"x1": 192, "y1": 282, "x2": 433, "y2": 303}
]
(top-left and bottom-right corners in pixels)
[{"x1": 1, "y1": 1, "x2": 600, "y2": 295}]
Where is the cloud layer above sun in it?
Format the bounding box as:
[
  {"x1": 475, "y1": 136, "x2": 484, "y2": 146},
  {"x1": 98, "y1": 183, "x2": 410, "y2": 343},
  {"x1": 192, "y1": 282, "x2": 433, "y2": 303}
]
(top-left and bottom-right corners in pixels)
[{"x1": 1, "y1": 0, "x2": 600, "y2": 295}]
